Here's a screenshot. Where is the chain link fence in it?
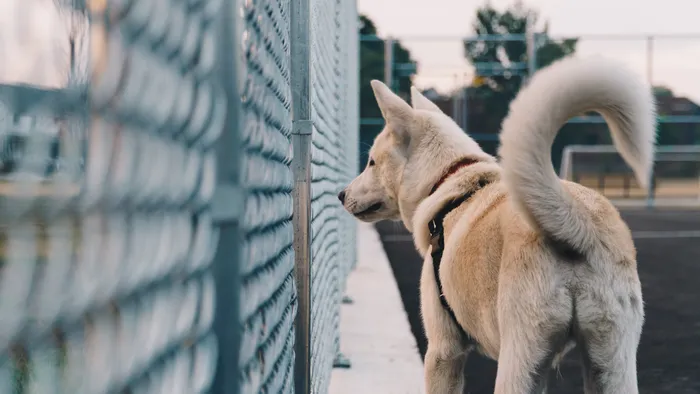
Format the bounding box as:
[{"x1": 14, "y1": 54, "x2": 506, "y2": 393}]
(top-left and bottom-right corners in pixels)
[
  {"x1": 233, "y1": 0, "x2": 296, "y2": 392},
  {"x1": 308, "y1": 0, "x2": 358, "y2": 391},
  {"x1": 0, "y1": 0, "x2": 358, "y2": 393}
]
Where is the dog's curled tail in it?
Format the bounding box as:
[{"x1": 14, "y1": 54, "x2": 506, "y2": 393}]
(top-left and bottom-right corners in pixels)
[{"x1": 498, "y1": 56, "x2": 656, "y2": 253}]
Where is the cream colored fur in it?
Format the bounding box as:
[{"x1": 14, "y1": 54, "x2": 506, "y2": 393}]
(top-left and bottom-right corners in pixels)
[
  {"x1": 340, "y1": 55, "x2": 654, "y2": 394},
  {"x1": 499, "y1": 56, "x2": 656, "y2": 253}
]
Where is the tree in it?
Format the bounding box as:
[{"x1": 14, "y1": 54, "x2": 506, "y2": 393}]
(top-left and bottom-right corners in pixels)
[
  {"x1": 463, "y1": 2, "x2": 577, "y2": 140},
  {"x1": 653, "y1": 86, "x2": 674, "y2": 98},
  {"x1": 358, "y1": 15, "x2": 417, "y2": 167},
  {"x1": 359, "y1": 15, "x2": 416, "y2": 119},
  {"x1": 653, "y1": 86, "x2": 700, "y2": 146}
]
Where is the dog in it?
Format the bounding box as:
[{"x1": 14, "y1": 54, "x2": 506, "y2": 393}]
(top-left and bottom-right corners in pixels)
[{"x1": 339, "y1": 56, "x2": 656, "y2": 394}]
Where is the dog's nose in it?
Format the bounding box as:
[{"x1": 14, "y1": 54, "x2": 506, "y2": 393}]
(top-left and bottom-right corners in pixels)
[{"x1": 337, "y1": 190, "x2": 346, "y2": 204}]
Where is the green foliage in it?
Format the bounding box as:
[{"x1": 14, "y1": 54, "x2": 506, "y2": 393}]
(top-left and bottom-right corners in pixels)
[
  {"x1": 359, "y1": 15, "x2": 416, "y2": 119},
  {"x1": 359, "y1": 15, "x2": 417, "y2": 168},
  {"x1": 653, "y1": 86, "x2": 674, "y2": 97},
  {"x1": 464, "y1": 2, "x2": 578, "y2": 138}
]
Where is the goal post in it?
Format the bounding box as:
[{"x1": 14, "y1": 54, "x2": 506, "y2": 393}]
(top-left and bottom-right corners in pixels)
[{"x1": 559, "y1": 145, "x2": 700, "y2": 208}]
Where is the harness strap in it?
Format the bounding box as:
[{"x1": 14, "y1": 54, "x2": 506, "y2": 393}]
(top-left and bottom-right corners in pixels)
[{"x1": 428, "y1": 178, "x2": 489, "y2": 339}]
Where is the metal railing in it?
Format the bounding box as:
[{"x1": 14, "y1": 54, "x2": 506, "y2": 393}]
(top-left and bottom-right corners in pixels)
[
  {"x1": 560, "y1": 145, "x2": 700, "y2": 208},
  {"x1": 359, "y1": 33, "x2": 700, "y2": 161}
]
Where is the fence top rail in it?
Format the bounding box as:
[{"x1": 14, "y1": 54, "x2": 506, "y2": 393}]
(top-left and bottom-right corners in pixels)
[
  {"x1": 360, "y1": 33, "x2": 700, "y2": 42},
  {"x1": 559, "y1": 144, "x2": 700, "y2": 179},
  {"x1": 563, "y1": 145, "x2": 700, "y2": 155},
  {"x1": 0, "y1": 83, "x2": 86, "y2": 116}
]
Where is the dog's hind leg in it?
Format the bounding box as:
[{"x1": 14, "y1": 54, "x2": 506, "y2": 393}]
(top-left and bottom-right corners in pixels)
[
  {"x1": 574, "y1": 275, "x2": 644, "y2": 394},
  {"x1": 493, "y1": 323, "x2": 569, "y2": 394},
  {"x1": 493, "y1": 277, "x2": 572, "y2": 394}
]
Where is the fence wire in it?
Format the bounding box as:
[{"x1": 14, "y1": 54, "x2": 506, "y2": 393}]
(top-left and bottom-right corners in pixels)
[
  {"x1": 0, "y1": 0, "x2": 358, "y2": 393},
  {"x1": 236, "y1": 0, "x2": 296, "y2": 392}
]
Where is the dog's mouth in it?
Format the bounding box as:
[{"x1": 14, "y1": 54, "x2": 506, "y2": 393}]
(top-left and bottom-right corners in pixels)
[{"x1": 354, "y1": 202, "x2": 383, "y2": 217}]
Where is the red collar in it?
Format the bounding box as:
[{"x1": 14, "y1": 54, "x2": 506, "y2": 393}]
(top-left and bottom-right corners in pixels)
[{"x1": 429, "y1": 157, "x2": 479, "y2": 195}]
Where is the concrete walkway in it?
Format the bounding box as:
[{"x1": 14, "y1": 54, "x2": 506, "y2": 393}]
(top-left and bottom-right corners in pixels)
[{"x1": 329, "y1": 222, "x2": 425, "y2": 394}]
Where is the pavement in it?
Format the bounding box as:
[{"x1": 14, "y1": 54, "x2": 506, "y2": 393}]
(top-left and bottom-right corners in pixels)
[
  {"x1": 375, "y1": 208, "x2": 700, "y2": 394},
  {"x1": 329, "y1": 222, "x2": 425, "y2": 394}
]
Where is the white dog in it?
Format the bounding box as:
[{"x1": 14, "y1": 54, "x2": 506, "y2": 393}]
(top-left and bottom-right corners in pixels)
[{"x1": 339, "y1": 56, "x2": 656, "y2": 394}]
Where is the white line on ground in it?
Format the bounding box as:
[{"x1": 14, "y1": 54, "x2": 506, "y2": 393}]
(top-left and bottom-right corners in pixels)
[
  {"x1": 613, "y1": 199, "x2": 700, "y2": 208},
  {"x1": 381, "y1": 231, "x2": 700, "y2": 242},
  {"x1": 329, "y1": 222, "x2": 425, "y2": 394},
  {"x1": 631, "y1": 230, "x2": 700, "y2": 239}
]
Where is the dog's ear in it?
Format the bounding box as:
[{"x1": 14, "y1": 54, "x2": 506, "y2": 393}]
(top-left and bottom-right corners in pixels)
[
  {"x1": 411, "y1": 86, "x2": 442, "y2": 113},
  {"x1": 371, "y1": 80, "x2": 415, "y2": 141}
]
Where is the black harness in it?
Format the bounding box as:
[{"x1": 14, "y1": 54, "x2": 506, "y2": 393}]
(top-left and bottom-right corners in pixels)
[{"x1": 428, "y1": 178, "x2": 489, "y2": 339}]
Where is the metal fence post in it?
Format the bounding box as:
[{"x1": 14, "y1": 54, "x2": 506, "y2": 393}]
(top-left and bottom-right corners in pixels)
[
  {"x1": 647, "y1": 175, "x2": 657, "y2": 208},
  {"x1": 526, "y1": 27, "x2": 537, "y2": 79},
  {"x1": 462, "y1": 72, "x2": 469, "y2": 133},
  {"x1": 210, "y1": 0, "x2": 244, "y2": 391},
  {"x1": 384, "y1": 37, "x2": 395, "y2": 90},
  {"x1": 291, "y1": 0, "x2": 313, "y2": 392},
  {"x1": 452, "y1": 73, "x2": 461, "y2": 127},
  {"x1": 646, "y1": 35, "x2": 654, "y2": 86},
  {"x1": 645, "y1": 36, "x2": 655, "y2": 209}
]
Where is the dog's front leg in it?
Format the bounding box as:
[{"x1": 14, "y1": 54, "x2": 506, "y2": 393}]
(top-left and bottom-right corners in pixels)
[
  {"x1": 420, "y1": 255, "x2": 472, "y2": 394},
  {"x1": 424, "y1": 342, "x2": 471, "y2": 394}
]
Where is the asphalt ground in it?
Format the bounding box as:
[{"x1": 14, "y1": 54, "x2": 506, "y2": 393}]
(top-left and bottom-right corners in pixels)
[{"x1": 376, "y1": 209, "x2": 700, "y2": 394}]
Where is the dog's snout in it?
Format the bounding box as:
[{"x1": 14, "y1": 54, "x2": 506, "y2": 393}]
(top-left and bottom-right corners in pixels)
[{"x1": 338, "y1": 190, "x2": 346, "y2": 204}]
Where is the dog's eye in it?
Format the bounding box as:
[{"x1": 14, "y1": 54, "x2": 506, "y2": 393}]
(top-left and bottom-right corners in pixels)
[{"x1": 369, "y1": 159, "x2": 375, "y2": 167}]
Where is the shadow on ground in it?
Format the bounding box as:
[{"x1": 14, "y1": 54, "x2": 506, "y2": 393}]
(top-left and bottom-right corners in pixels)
[{"x1": 376, "y1": 209, "x2": 700, "y2": 394}]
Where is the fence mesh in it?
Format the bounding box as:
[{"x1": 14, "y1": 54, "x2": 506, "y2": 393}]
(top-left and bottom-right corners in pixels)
[
  {"x1": 336, "y1": 0, "x2": 360, "y2": 281},
  {"x1": 0, "y1": 0, "x2": 358, "y2": 393},
  {"x1": 308, "y1": 0, "x2": 359, "y2": 392},
  {"x1": 0, "y1": 0, "x2": 224, "y2": 393},
  {"x1": 236, "y1": 0, "x2": 297, "y2": 392}
]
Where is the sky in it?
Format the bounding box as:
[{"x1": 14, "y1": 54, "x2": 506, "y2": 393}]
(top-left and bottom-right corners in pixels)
[
  {"x1": 358, "y1": 0, "x2": 700, "y2": 102},
  {"x1": 1, "y1": 0, "x2": 699, "y2": 103},
  {"x1": 0, "y1": 0, "x2": 70, "y2": 88}
]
